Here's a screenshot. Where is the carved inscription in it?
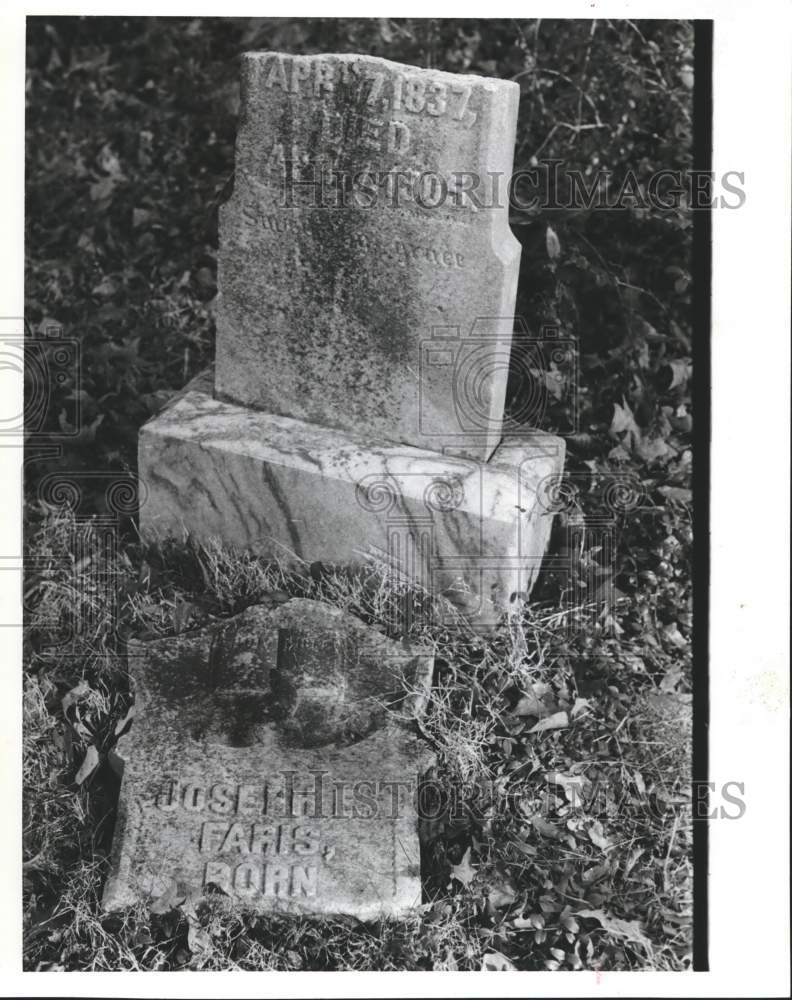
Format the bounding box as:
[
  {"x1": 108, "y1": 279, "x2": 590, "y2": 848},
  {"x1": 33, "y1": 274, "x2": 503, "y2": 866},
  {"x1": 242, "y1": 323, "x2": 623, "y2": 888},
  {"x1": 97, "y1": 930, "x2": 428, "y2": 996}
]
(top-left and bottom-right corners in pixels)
[
  {"x1": 259, "y1": 53, "x2": 478, "y2": 127},
  {"x1": 200, "y1": 823, "x2": 321, "y2": 899},
  {"x1": 199, "y1": 821, "x2": 320, "y2": 855},
  {"x1": 235, "y1": 201, "x2": 467, "y2": 270},
  {"x1": 154, "y1": 779, "x2": 328, "y2": 901},
  {"x1": 147, "y1": 770, "x2": 415, "y2": 902},
  {"x1": 204, "y1": 859, "x2": 318, "y2": 898}
]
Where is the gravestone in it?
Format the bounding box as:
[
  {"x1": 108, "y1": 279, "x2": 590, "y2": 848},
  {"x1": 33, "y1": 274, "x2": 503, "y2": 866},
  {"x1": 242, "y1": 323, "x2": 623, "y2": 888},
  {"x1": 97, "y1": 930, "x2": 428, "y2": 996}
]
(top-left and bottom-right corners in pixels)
[
  {"x1": 103, "y1": 599, "x2": 434, "y2": 917},
  {"x1": 139, "y1": 51, "x2": 566, "y2": 626},
  {"x1": 215, "y1": 52, "x2": 520, "y2": 463}
]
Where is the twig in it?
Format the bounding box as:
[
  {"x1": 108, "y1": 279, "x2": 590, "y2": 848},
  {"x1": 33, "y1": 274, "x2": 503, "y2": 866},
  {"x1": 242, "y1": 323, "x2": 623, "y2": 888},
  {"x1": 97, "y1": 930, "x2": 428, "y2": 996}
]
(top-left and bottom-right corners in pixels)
[
  {"x1": 575, "y1": 21, "x2": 598, "y2": 136},
  {"x1": 663, "y1": 811, "x2": 680, "y2": 892},
  {"x1": 528, "y1": 122, "x2": 608, "y2": 163},
  {"x1": 615, "y1": 279, "x2": 671, "y2": 316},
  {"x1": 512, "y1": 65, "x2": 604, "y2": 125}
]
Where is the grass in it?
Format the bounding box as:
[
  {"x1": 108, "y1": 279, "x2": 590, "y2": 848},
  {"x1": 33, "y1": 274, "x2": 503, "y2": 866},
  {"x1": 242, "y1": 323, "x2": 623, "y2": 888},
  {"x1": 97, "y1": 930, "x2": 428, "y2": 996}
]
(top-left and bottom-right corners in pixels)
[
  {"x1": 23, "y1": 505, "x2": 692, "y2": 971},
  {"x1": 22, "y1": 15, "x2": 695, "y2": 973}
]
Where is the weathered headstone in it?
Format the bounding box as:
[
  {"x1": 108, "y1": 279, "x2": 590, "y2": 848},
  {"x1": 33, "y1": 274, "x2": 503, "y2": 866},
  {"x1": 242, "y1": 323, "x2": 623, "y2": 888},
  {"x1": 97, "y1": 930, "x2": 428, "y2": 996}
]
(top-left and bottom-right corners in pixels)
[
  {"x1": 138, "y1": 51, "x2": 566, "y2": 627},
  {"x1": 103, "y1": 599, "x2": 434, "y2": 917},
  {"x1": 216, "y1": 52, "x2": 520, "y2": 463}
]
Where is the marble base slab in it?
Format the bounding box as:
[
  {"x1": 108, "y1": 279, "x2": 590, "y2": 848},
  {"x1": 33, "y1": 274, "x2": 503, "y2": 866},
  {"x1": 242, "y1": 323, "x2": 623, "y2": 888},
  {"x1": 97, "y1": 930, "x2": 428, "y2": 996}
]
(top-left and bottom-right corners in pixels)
[{"x1": 138, "y1": 372, "x2": 565, "y2": 627}]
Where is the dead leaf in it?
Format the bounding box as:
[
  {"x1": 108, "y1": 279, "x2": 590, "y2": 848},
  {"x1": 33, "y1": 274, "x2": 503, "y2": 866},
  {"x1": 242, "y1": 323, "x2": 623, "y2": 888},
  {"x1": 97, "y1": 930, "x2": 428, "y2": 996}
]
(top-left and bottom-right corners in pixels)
[
  {"x1": 512, "y1": 912, "x2": 545, "y2": 931},
  {"x1": 610, "y1": 399, "x2": 642, "y2": 452},
  {"x1": 114, "y1": 704, "x2": 135, "y2": 737},
  {"x1": 265, "y1": 589, "x2": 292, "y2": 605},
  {"x1": 91, "y1": 276, "x2": 119, "y2": 298},
  {"x1": 450, "y1": 847, "x2": 476, "y2": 887},
  {"x1": 662, "y1": 623, "x2": 688, "y2": 649},
  {"x1": 481, "y1": 950, "x2": 516, "y2": 971},
  {"x1": 582, "y1": 863, "x2": 610, "y2": 884},
  {"x1": 96, "y1": 143, "x2": 124, "y2": 177},
  {"x1": 528, "y1": 710, "x2": 568, "y2": 734},
  {"x1": 570, "y1": 697, "x2": 592, "y2": 718},
  {"x1": 587, "y1": 820, "x2": 612, "y2": 851},
  {"x1": 623, "y1": 847, "x2": 644, "y2": 878},
  {"x1": 531, "y1": 816, "x2": 562, "y2": 840},
  {"x1": 658, "y1": 485, "x2": 692, "y2": 504},
  {"x1": 89, "y1": 176, "x2": 119, "y2": 203},
  {"x1": 173, "y1": 596, "x2": 194, "y2": 635},
  {"x1": 488, "y1": 881, "x2": 517, "y2": 909},
  {"x1": 576, "y1": 908, "x2": 653, "y2": 950},
  {"x1": 186, "y1": 917, "x2": 213, "y2": 958},
  {"x1": 74, "y1": 745, "x2": 99, "y2": 784},
  {"x1": 512, "y1": 690, "x2": 543, "y2": 716},
  {"x1": 545, "y1": 225, "x2": 561, "y2": 260},
  {"x1": 132, "y1": 207, "x2": 153, "y2": 228},
  {"x1": 609, "y1": 399, "x2": 676, "y2": 465},
  {"x1": 545, "y1": 771, "x2": 587, "y2": 805},
  {"x1": 666, "y1": 358, "x2": 691, "y2": 389},
  {"x1": 149, "y1": 879, "x2": 187, "y2": 915},
  {"x1": 636, "y1": 434, "x2": 675, "y2": 464},
  {"x1": 62, "y1": 680, "x2": 91, "y2": 714}
]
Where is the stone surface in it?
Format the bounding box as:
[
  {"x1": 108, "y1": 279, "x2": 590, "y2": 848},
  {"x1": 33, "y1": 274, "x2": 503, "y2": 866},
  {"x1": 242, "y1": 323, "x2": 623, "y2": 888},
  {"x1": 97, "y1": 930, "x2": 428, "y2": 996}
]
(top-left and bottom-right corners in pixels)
[
  {"x1": 215, "y1": 52, "x2": 521, "y2": 462},
  {"x1": 139, "y1": 371, "x2": 565, "y2": 627},
  {"x1": 103, "y1": 599, "x2": 434, "y2": 918}
]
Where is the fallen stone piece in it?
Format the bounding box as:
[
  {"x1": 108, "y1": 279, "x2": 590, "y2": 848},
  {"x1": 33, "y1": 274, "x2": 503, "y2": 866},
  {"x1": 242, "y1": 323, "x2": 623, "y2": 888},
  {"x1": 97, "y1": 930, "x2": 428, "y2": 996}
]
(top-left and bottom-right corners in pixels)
[
  {"x1": 103, "y1": 599, "x2": 434, "y2": 918},
  {"x1": 215, "y1": 52, "x2": 522, "y2": 462},
  {"x1": 138, "y1": 371, "x2": 566, "y2": 628}
]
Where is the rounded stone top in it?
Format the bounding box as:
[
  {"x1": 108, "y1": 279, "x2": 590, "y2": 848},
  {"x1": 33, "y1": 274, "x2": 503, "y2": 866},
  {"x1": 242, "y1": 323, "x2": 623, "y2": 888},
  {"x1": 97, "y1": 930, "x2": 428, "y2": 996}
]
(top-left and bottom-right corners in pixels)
[{"x1": 127, "y1": 599, "x2": 433, "y2": 751}]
